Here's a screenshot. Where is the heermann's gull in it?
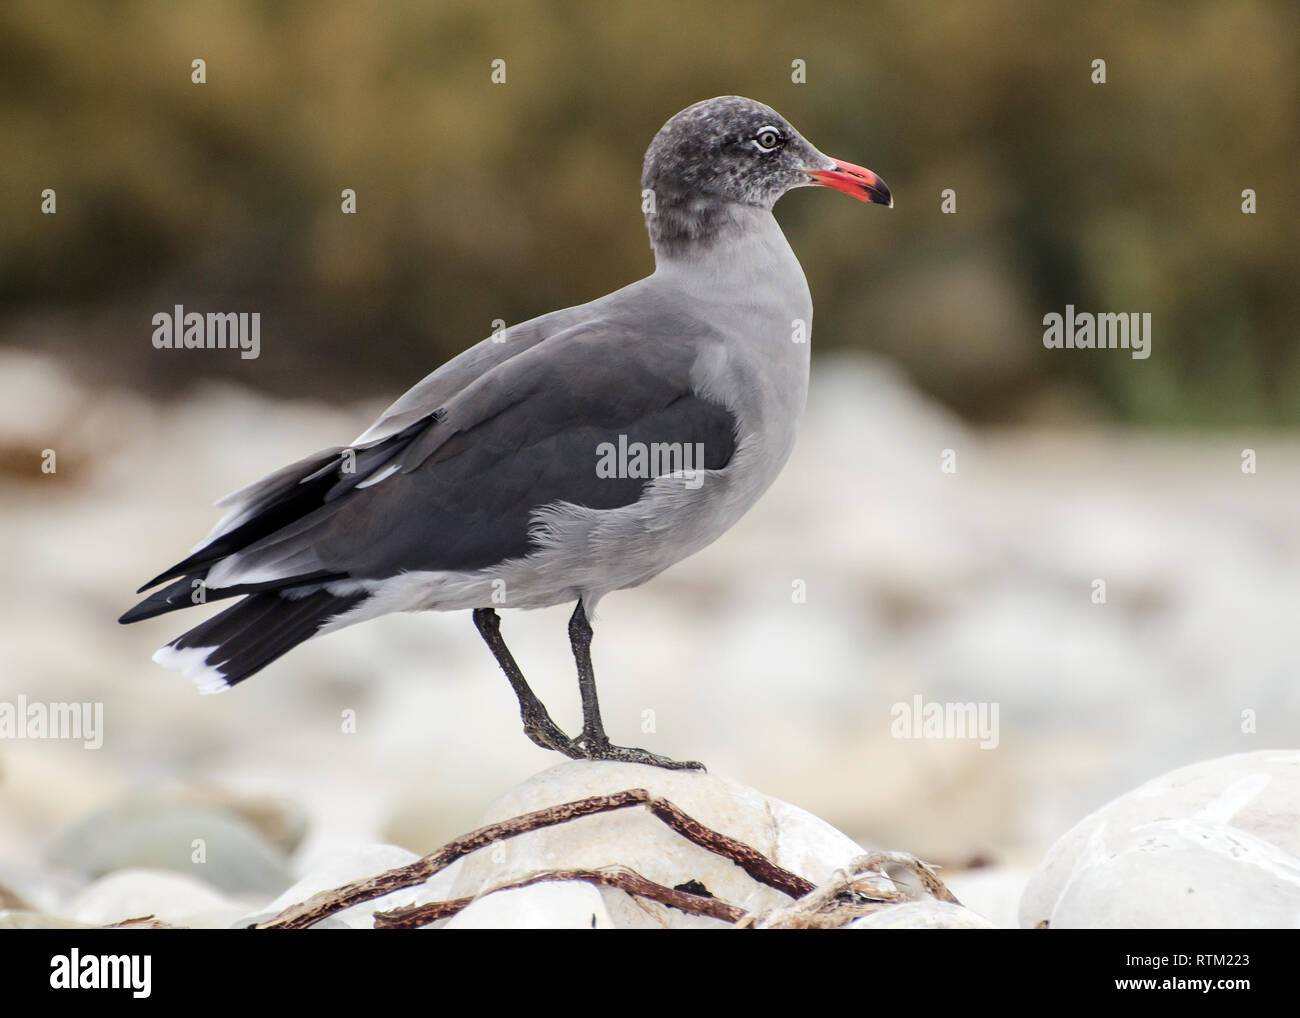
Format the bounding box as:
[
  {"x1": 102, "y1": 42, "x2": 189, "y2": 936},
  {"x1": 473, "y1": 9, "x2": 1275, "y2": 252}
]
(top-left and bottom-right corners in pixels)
[{"x1": 120, "y1": 96, "x2": 891, "y2": 769}]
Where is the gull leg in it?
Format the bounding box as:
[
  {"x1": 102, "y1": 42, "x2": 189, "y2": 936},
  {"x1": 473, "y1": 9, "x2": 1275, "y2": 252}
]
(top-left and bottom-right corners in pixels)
[
  {"x1": 472, "y1": 608, "x2": 571, "y2": 752},
  {"x1": 566, "y1": 601, "x2": 704, "y2": 771}
]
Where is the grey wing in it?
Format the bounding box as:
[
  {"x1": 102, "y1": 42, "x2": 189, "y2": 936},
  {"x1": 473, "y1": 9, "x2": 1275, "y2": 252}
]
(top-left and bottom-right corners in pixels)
[{"x1": 125, "y1": 321, "x2": 737, "y2": 615}]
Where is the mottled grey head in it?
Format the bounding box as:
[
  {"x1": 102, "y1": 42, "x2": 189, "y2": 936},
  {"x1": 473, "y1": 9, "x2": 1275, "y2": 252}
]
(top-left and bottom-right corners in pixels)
[{"x1": 641, "y1": 96, "x2": 890, "y2": 255}]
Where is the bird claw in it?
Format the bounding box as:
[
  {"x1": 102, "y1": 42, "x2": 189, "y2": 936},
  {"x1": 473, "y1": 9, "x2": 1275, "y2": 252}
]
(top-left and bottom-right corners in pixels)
[
  {"x1": 564, "y1": 733, "x2": 705, "y2": 772},
  {"x1": 518, "y1": 702, "x2": 705, "y2": 771}
]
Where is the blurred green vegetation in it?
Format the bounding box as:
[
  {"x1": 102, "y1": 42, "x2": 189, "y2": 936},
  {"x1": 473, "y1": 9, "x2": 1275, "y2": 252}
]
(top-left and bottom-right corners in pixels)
[{"x1": 1, "y1": 0, "x2": 1296, "y2": 424}]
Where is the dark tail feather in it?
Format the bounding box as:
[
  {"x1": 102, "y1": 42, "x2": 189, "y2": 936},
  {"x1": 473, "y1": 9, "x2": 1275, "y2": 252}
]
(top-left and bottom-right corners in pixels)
[
  {"x1": 119, "y1": 576, "x2": 227, "y2": 623},
  {"x1": 119, "y1": 570, "x2": 343, "y2": 624},
  {"x1": 154, "y1": 589, "x2": 367, "y2": 691}
]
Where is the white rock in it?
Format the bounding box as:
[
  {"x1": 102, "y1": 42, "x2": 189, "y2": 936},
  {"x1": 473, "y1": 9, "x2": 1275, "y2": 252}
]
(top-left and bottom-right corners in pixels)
[
  {"x1": 943, "y1": 866, "x2": 1032, "y2": 930},
  {"x1": 591, "y1": 884, "x2": 732, "y2": 930},
  {"x1": 64, "y1": 869, "x2": 249, "y2": 927},
  {"x1": 849, "y1": 901, "x2": 996, "y2": 929},
  {"x1": 448, "y1": 761, "x2": 868, "y2": 927},
  {"x1": 1021, "y1": 750, "x2": 1300, "y2": 929},
  {"x1": 0, "y1": 864, "x2": 85, "y2": 915},
  {"x1": 0, "y1": 910, "x2": 95, "y2": 930},
  {"x1": 445, "y1": 882, "x2": 614, "y2": 929},
  {"x1": 49, "y1": 794, "x2": 293, "y2": 897},
  {"x1": 1048, "y1": 821, "x2": 1300, "y2": 928},
  {"x1": 238, "y1": 843, "x2": 451, "y2": 929}
]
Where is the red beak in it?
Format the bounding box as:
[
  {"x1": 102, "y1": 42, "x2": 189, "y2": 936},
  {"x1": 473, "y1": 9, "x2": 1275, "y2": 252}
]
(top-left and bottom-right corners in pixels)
[{"x1": 807, "y1": 158, "x2": 892, "y2": 207}]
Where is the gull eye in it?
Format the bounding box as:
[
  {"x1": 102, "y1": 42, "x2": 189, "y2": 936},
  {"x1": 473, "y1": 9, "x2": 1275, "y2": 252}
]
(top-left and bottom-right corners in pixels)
[{"x1": 753, "y1": 127, "x2": 783, "y2": 153}]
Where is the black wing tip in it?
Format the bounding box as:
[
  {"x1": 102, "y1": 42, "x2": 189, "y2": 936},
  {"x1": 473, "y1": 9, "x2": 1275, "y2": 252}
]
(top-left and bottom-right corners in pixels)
[
  {"x1": 119, "y1": 597, "x2": 162, "y2": 625},
  {"x1": 119, "y1": 595, "x2": 168, "y2": 624},
  {"x1": 137, "y1": 562, "x2": 189, "y2": 594},
  {"x1": 121, "y1": 574, "x2": 203, "y2": 624}
]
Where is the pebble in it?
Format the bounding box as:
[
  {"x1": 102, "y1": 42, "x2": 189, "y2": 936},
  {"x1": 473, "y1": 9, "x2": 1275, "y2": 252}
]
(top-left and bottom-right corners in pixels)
[
  {"x1": 1021, "y1": 750, "x2": 1300, "y2": 928},
  {"x1": 49, "y1": 790, "x2": 294, "y2": 897}
]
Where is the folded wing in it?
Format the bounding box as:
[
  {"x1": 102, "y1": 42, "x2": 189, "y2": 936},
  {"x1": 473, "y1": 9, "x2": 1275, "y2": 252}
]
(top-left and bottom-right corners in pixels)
[{"x1": 122, "y1": 320, "x2": 738, "y2": 624}]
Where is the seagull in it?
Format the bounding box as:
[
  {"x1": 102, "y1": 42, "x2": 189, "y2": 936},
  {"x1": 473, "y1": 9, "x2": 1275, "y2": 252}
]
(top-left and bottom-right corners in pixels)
[{"x1": 120, "y1": 96, "x2": 891, "y2": 770}]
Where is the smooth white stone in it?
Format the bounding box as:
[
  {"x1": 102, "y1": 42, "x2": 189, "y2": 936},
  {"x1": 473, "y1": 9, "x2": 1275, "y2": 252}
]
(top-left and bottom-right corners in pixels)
[
  {"x1": 0, "y1": 910, "x2": 95, "y2": 929},
  {"x1": 444, "y1": 881, "x2": 613, "y2": 930},
  {"x1": 943, "y1": 866, "x2": 1033, "y2": 930},
  {"x1": 237, "y1": 843, "x2": 425, "y2": 929},
  {"x1": 448, "y1": 760, "x2": 869, "y2": 927},
  {"x1": 64, "y1": 869, "x2": 248, "y2": 927},
  {"x1": 1021, "y1": 750, "x2": 1300, "y2": 929},
  {"x1": 849, "y1": 901, "x2": 996, "y2": 929}
]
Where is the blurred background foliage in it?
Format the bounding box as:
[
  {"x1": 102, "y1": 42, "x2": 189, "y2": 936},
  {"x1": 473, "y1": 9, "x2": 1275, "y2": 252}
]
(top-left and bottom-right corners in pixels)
[{"x1": 1, "y1": 0, "x2": 1296, "y2": 425}]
